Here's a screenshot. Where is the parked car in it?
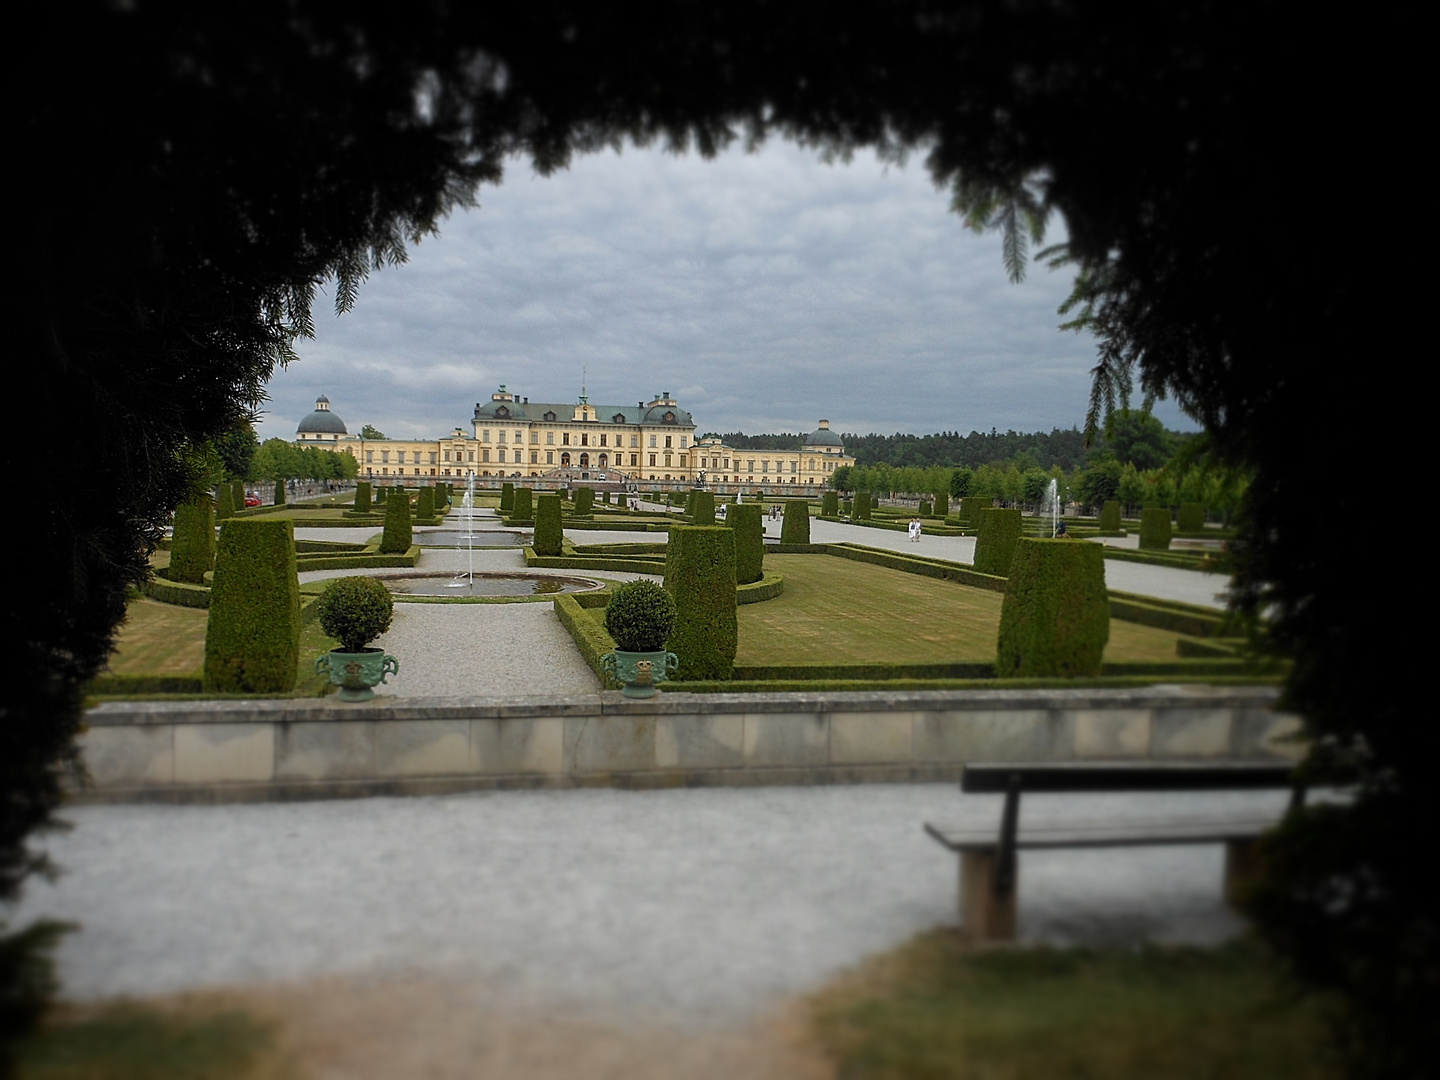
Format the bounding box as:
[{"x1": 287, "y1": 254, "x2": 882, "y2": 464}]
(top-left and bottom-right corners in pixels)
[{"x1": 244, "y1": 494, "x2": 261, "y2": 507}]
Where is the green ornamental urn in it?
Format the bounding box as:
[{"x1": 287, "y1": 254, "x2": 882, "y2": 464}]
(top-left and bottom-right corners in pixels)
[{"x1": 600, "y1": 579, "x2": 679, "y2": 698}]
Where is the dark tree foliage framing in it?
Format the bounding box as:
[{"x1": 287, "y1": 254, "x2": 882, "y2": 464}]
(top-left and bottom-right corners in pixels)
[{"x1": 7, "y1": 2, "x2": 1422, "y2": 1071}]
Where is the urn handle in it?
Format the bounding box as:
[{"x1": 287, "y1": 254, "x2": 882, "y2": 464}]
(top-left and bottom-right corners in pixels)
[{"x1": 379, "y1": 654, "x2": 400, "y2": 684}]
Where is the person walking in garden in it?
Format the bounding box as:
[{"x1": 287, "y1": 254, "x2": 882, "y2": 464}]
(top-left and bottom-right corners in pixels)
[{"x1": 909, "y1": 516, "x2": 922, "y2": 542}]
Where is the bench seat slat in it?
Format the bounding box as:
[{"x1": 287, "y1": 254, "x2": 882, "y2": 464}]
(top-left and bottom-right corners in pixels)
[
  {"x1": 960, "y1": 762, "x2": 1294, "y2": 794},
  {"x1": 924, "y1": 816, "x2": 1279, "y2": 853}
]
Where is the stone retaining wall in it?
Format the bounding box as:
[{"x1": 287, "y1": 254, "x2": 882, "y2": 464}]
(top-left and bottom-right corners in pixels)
[{"x1": 75, "y1": 687, "x2": 1298, "y2": 804}]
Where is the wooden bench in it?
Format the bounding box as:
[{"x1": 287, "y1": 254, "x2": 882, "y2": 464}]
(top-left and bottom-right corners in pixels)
[{"x1": 924, "y1": 761, "x2": 1300, "y2": 940}]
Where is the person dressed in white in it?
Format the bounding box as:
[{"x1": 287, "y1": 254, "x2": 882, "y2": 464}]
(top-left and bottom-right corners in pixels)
[{"x1": 908, "y1": 517, "x2": 922, "y2": 542}]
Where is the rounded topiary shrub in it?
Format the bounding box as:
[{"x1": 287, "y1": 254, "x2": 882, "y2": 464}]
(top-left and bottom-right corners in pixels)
[
  {"x1": 996, "y1": 539, "x2": 1109, "y2": 677},
  {"x1": 574, "y1": 487, "x2": 595, "y2": 514},
  {"x1": 415, "y1": 486, "x2": 434, "y2": 520},
  {"x1": 500, "y1": 483, "x2": 515, "y2": 512},
  {"x1": 934, "y1": 492, "x2": 949, "y2": 518},
  {"x1": 664, "y1": 525, "x2": 737, "y2": 681},
  {"x1": 604, "y1": 579, "x2": 678, "y2": 653},
  {"x1": 215, "y1": 483, "x2": 235, "y2": 521},
  {"x1": 354, "y1": 481, "x2": 372, "y2": 514},
  {"x1": 511, "y1": 487, "x2": 533, "y2": 521},
  {"x1": 169, "y1": 495, "x2": 215, "y2": 585},
  {"x1": 203, "y1": 520, "x2": 300, "y2": 693},
  {"x1": 854, "y1": 491, "x2": 871, "y2": 520},
  {"x1": 974, "y1": 507, "x2": 1024, "y2": 576},
  {"x1": 533, "y1": 493, "x2": 563, "y2": 556},
  {"x1": 919, "y1": 500, "x2": 932, "y2": 517},
  {"x1": 781, "y1": 500, "x2": 811, "y2": 544},
  {"x1": 729, "y1": 502, "x2": 764, "y2": 584},
  {"x1": 1099, "y1": 499, "x2": 1121, "y2": 532},
  {"x1": 379, "y1": 486, "x2": 413, "y2": 553},
  {"x1": 273, "y1": 480, "x2": 286, "y2": 506},
  {"x1": 1139, "y1": 506, "x2": 1173, "y2": 550},
  {"x1": 1177, "y1": 502, "x2": 1206, "y2": 533},
  {"x1": 315, "y1": 576, "x2": 394, "y2": 652},
  {"x1": 821, "y1": 491, "x2": 839, "y2": 516},
  {"x1": 691, "y1": 490, "x2": 715, "y2": 525}
]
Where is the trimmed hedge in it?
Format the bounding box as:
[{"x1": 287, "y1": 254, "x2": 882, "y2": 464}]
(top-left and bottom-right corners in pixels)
[
  {"x1": 415, "y1": 486, "x2": 434, "y2": 521},
  {"x1": 1139, "y1": 506, "x2": 1173, "y2": 550},
  {"x1": 534, "y1": 493, "x2": 564, "y2": 556},
  {"x1": 203, "y1": 520, "x2": 301, "y2": 692},
  {"x1": 996, "y1": 538, "x2": 1109, "y2": 677},
  {"x1": 215, "y1": 484, "x2": 235, "y2": 520},
  {"x1": 143, "y1": 574, "x2": 211, "y2": 608},
  {"x1": 934, "y1": 492, "x2": 949, "y2": 518},
  {"x1": 918, "y1": 500, "x2": 932, "y2": 517},
  {"x1": 841, "y1": 499, "x2": 852, "y2": 515},
  {"x1": 737, "y1": 572, "x2": 784, "y2": 604},
  {"x1": 1177, "y1": 502, "x2": 1206, "y2": 532},
  {"x1": 315, "y1": 575, "x2": 394, "y2": 651},
  {"x1": 601, "y1": 490, "x2": 611, "y2": 505},
  {"x1": 959, "y1": 496, "x2": 993, "y2": 529},
  {"x1": 376, "y1": 485, "x2": 388, "y2": 504},
  {"x1": 821, "y1": 491, "x2": 839, "y2": 516},
  {"x1": 1099, "y1": 499, "x2": 1121, "y2": 531},
  {"x1": 827, "y1": 543, "x2": 1009, "y2": 592},
  {"x1": 692, "y1": 490, "x2": 716, "y2": 525},
  {"x1": 729, "y1": 503, "x2": 764, "y2": 584},
  {"x1": 973, "y1": 507, "x2": 1024, "y2": 575},
  {"x1": 354, "y1": 481, "x2": 372, "y2": 513},
  {"x1": 1108, "y1": 593, "x2": 1225, "y2": 637},
  {"x1": 554, "y1": 594, "x2": 621, "y2": 689},
  {"x1": 500, "y1": 482, "x2": 515, "y2": 511},
  {"x1": 574, "y1": 486, "x2": 595, "y2": 514},
  {"x1": 231, "y1": 481, "x2": 246, "y2": 515},
  {"x1": 604, "y1": 579, "x2": 677, "y2": 652},
  {"x1": 512, "y1": 487, "x2": 533, "y2": 521},
  {"x1": 853, "y1": 491, "x2": 872, "y2": 520},
  {"x1": 735, "y1": 660, "x2": 995, "y2": 681},
  {"x1": 169, "y1": 496, "x2": 215, "y2": 584},
  {"x1": 781, "y1": 499, "x2": 811, "y2": 544},
  {"x1": 664, "y1": 525, "x2": 737, "y2": 681},
  {"x1": 379, "y1": 488, "x2": 413, "y2": 553},
  {"x1": 273, "y1": 480, "x2": 286, "y2": 506}
]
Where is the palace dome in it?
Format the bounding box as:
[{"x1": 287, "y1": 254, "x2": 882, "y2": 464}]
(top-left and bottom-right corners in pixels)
[
  {"x1": 296, "y1": 395, "x2": 348, "y2": 437},
  {"x1": 804, "y1": 419, "x2": 842, "y2": 448}
]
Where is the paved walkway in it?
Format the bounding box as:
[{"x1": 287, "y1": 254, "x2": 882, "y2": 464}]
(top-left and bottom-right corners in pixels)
[{"x1": 19, "y1": 785, "x2": 1281, "y2": 1014}]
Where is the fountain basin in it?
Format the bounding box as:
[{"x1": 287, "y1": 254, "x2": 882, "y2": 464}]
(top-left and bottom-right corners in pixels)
[{"x1": 379, "y1": 572, "x2": 604, "y2": 597}]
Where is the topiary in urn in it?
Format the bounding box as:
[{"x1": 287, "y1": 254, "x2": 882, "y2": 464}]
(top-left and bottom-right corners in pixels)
[
  {"x1": 600, "y1": 579, "x2": 679, "y2": 698},
  {"x1": 312, "y1": 576, "x2": 400, "y2": 701}
]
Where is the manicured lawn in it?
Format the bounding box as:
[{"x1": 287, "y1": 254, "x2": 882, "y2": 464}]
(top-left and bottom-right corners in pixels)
[
  {"x1": 102, "y1": 597, "x2": 340, "y2": 694},
  {"x1": 107, "y1": 599, "x2": 208, "y2": 675},
  {"x1": 15, "y1": 1002, "x2": 284, "y2": 1080},
  {"x1": 811, "y1": 932, "x2": 1341, "y2": 1079},
  {"x1": 736, "y1": 554, "x2": 1183, "y2": 665}
]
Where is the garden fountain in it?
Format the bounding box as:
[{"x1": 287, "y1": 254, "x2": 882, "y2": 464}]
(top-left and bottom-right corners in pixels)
[{"x1": 1041, "y1": 477, "x2": 1061, "y2": 537}]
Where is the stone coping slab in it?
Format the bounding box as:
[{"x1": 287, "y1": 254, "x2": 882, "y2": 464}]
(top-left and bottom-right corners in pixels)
[{"x1": 84, "y1": 686, "x2": 1282, "y2": 727}]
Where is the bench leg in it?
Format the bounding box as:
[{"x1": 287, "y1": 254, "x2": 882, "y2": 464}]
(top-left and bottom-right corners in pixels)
[
  {"x1": 961, "y1": 851, "x2": 1017, "y2": 941},
  {"x1": 1224, "y1": 838, "x2": 1265, "y2": 907}
]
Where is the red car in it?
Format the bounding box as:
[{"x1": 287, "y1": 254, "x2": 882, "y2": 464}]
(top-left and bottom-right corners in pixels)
[{"x1": 244, "y1": 494, "x2": 261, "y2": 507}]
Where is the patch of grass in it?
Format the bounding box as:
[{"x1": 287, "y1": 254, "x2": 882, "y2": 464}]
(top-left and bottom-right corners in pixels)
[
  {"x1": 107, "y1": 599, "x2": 207, "y2": 676},
  {"x1": 736, "y1": 555, "x2": 1183, "y2": 665},
  {"x1": 15, "y1": 1002, "x2": 288, "y2": 1080},
  {"x1": 813, "y1": 932, "x2": 1341, "y2": 1080},
  {"x1": 98, "y1": 598, "x2": 339, "y2": 696}
]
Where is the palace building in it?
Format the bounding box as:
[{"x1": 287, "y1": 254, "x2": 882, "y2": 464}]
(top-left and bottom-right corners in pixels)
[{"x1": 295, "y1": 386, "x2": 854, "y2": 491}]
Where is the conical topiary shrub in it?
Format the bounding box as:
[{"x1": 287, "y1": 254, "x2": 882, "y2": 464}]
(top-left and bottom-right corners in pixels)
[
  {"x1": 854, "y1": 491, "x2": 871, "y2": 521},
  {"x1": 273, "y1": 480, "x2": 287, "y2": 506},
  {"x1": 415, "y1": 486, "x2": 434, "y2": 521},
  {"x1": 500, "y1": 483, "x2": 515, "y2": 512},
  {"x1": 1099, "y1": 499, "x2": 1121, "y2": 532},
  {"x1": 996, "y1": 539, "x2": 1109, "y2": 677},
  {"x1": 691, "y1": 491, "x2": 715, "y2": 525},
  {"x1": 203, "y1": 519, "x2": 300, "y2": 692},
  {"x1": 781, "y1": 500, "x2": 810, "y2": 544},
  {"x1": 934, "y1": 492, "x2": 949, "y2": 518},
  {"x1": 974, "y1": 507, "x2": 1024, "y2": 576},
  {"x1": 169, "y1": 495, "x2": 215, "y2": 584},
  {"x1": 533, "y1": 494, "x2": 563, "y2": 556},
  {"x1": 729, "y1": 503, "x2": 764, "y2": 584},
  {"x1": 379, "y1": 486, "x2": 413, "y2": 553},
  {"x1": 354, "y1": 481, "x2": 372, "y2": 514},
  {"x1": 574, "y1": 487, "x2": 595, "y2": 514},
  {"x1": 231, "y1": 480, "x2": 246, "y2": 513},
  {"x1": 821, "y1": 491, "x2": 839, "y2": 516},
  {"x1": 376, "y1": 484, "x2": 388, "y2": 504},
  {"x1": 1139, "y1": 506, "x2": 1173, "y2": 550},
  {"x1": 664, "y1": 525, "x2": 737, "y2": 681},
  {"x1": 512, "y1": 487, "x2": 533, "y2": 521},
  {"x1": 215, "y1": 484, "x2": 235, "y2": 521},
  {"x1": 1177, "y1": 502, "x2": 1206, "y2": 532}
]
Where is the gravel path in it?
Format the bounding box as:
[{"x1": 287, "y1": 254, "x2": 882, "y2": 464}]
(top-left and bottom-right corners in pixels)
[{"x1": 18, "y1": 786, "x2": 1283, "y2": 1018}]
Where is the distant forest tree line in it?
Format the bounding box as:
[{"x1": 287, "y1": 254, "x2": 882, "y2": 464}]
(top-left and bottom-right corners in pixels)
[{"x1": 719, "y1": 411, "x2": 1243, "y2": 516}]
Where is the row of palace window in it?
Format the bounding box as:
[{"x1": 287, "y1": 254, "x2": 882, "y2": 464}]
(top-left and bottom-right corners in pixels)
[{"x1": 476, "y1": 429, "x2": 689, "y2": 449}]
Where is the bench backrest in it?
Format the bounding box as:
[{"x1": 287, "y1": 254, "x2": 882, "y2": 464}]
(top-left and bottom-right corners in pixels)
[{"x1": 961, "y1": 761, "x2": 1294, "y2": 794}]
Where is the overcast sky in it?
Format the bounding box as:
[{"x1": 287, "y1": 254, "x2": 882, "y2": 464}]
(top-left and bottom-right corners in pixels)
[{"x1": 257, "y1": 140, "x2": 1197, "y2": 444}]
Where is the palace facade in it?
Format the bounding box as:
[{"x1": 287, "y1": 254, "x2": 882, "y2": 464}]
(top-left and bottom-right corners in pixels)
[{"x1": 296, "y1": 386, "x2": 854, "y2": 490}]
